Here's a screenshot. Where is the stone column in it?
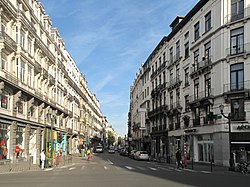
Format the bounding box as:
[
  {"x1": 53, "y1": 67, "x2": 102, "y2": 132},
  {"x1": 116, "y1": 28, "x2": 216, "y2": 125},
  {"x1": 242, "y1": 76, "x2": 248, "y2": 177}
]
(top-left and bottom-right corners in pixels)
[{"x1": 9, "y1": 121, "x2": 17, "y2": 162}]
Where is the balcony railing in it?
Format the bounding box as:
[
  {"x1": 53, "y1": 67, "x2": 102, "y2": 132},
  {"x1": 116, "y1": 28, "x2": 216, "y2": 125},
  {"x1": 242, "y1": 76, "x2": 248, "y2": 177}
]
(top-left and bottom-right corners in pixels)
[
  {"x1": 169, "y1": 123, "x2": 174, "y2": 131},
  {"x1": 0, "y1": 31, "x2": 17, "y2": 51},
  {"x1": 226, "y1": 43, "x2": 250, "y2": 57},
  {"x1": 189, "y1": 88, "x2": 214, "y2": 103},
  {"x1": 190, "y1": 56, "x2": 212, "y2": 74},
  {"x1": 224, "y1": 81, "x2": 250, "y2": 93},
  {"x1": 168, "y1": 76, "x2": 181, "y2": 88},
  {"x1": 231, "y1": 112, "x2": 246, "y2": 121},
  {"x1": 193, "y1": 118, "x2": 200, "y2": 127},
  {"x1": 224, "y1": 7, "x2": 250, "y2": 23}
]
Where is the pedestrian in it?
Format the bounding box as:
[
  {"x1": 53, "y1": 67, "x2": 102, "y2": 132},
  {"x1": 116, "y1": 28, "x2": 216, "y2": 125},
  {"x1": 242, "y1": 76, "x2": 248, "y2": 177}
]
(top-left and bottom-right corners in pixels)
[
  {"x1": 176, "y1": 148, "x2": 183, "y2": 169},
  {"x1": 40, "y1": 149, "x2": 46, "y2": 169},
  {"x1": 87, "y1": 148, "x2": 91, "y2": 161}
]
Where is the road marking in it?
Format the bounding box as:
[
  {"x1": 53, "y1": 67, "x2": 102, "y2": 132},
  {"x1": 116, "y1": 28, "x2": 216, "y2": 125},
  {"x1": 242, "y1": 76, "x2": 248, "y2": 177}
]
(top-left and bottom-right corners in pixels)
[
  {"x1": 201, "y1": 171, "x2": 211, "y2": 174},
  {"x1": 104, "y1": 166, "x2": 108, "y2": 170},
  {"x1": 125, "y1": 166, "x2": 134, "y2": 170},
  {"x1": 44, "y1": 168, "x2": 53, "y2": 172},
  {"x1": 69, "y1": 167, "x2": 76, "y2": 171},
  {"x1": 157, "y1": 167, "x2": 171, "y2": 171},
  {"x1": 81, "y1": 166, "x2": 85, "y2": 170},
  {"x1": 149, "y1": 167, "x2": 157, "y2": 171},
  {"x1": 183, "y1": 168, "x2": 197, "y2": 172},
  {"x1": 136, "y1": 166, "x2": 146, "y2": 170},
  {"x1": 107, "y1": 159, "x2": 113, "y2": 165}
]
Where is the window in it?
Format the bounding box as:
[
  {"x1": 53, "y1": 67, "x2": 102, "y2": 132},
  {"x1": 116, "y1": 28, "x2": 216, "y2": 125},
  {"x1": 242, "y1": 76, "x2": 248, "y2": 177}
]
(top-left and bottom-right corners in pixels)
[
  {"x1": 17, "y1": 99, "x2": 24, "y2": 114},
  {"x1": 28, "y1": 65, "x2": 32, "y2": 87},
  {"x1": 184, "y1": 68, "x2": 189, "y2": 86},
  {"x1": 163, "y1": 52, "x2": 166, "y2": 63},
  {"x1": 205, "y1": 11, "x2": 211, "y2": 32},
  {"x1": 184, "y1": 31, "x2": 189, "y2": 39},
  {"x1": 163, "y1": 71, "x2": 166, "y2": 83},
  {"x1": 184, "y1": 42, "x2": 189, "y2": 59},
  {"x1": 204, "y1": 73, "x2": 211, "y2": 97},
  {"x1": 20, "y1": 32, "x2": 25, "y2": 49},
  {"x1": 230, "y1": 27, "x2": 244, "y2": 55},
  {"x1": 176, "y1": 41, "x2": 180, "y2": 60},
  {"x1": 169, "y1": 47, "x2": 173, "y2": 64},
  {"x1": 28, "y1": 38, "x2": 32, "y2": 54},
  {"x1": 170, "y1": 69, "x2": 173, "y2": 84},
  {"x1": 176, "y1": 64, "x2": 180, "y2": 81},
  {"x1": 231, "y1": 98, "x2": 245, "y2": 121},
  {"x1": 231, "y1": 0, "x2": 244, "y2": 22},
  {"x1": 194, "y1": 49, "x2": 199, "y2": 70},
  {"x1": 230, "y1": 63, "x2": 244, "y2": 91},
  {"x1": 1, "y1": 53, "x2": 6, "y2": 70},
  {"x1": 170, "y1": 92, "x2": 173, "y2": 109},
  {"x1": 185, "y1": 95, "x2": 189, "y2": 112},
  {"x1": 0, "y1": 94, "x2": 8, "y2": 109},
  {"x1": 194, "y1": 78, "x2": 199, "y2": 100},
  {"x1": 163, "y1": 92, "x2": 166, "y2": 105},
  {"x1": 159, "y1": 57, "x2": 161, "y2": 66},
  {"x1": 194, "y1": 22, "x2": 200, "y2": 41},
  {"x1": 21, "y1": 61, "x2": 25, "y2": 83},
  {"x1": 204, "y1": 41, "x2": 211, "y2": 63}
]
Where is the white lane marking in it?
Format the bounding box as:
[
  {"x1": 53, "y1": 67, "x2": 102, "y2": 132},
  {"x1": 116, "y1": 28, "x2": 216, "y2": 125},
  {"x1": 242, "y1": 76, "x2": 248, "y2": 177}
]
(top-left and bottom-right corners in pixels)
[
  {"x1": 107, "y1": 159, "x2": 113, "y2": 165},
  {"x1": 136, "y1": 166, "x2": 146, "y2": 170},
  {"x1": 149, "y1": 167, "x2": 157, "y2": 171},
  {"x1": 174, "y1": 168, "x2": 182, "y2": 172},
  {"x1": 44, "y1": 168, "x2": 53, "y2": 172},
  {"x1": 104, "y1": 166, "x2": 108, "y2": 170},
  {"x1": 157, "y1": 167, "x2": 171, "y2": 171},
  {"x1": 201, "y1": 171, "x2": 211, "y2": 174},
  {"x1": 125, "y1": 166, "x2": 134, "y2": 170},
  {"x1": 69, "y1": 167, "x2": 76, "y2": 171},
  {"x1": 183, "y1": 168, "x2": 197, "y2": 172},
  {"x1": 81, "y1": 166, "x2": 85, "y2": 170}
]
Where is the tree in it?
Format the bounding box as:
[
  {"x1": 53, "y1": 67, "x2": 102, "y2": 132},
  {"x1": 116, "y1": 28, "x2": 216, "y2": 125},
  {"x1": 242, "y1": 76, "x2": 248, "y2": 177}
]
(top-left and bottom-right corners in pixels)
[
  {"x1": 118, "y1": 136, "x2": 122, "y2": 145},
  {"x1": 108, "y1": 131, "x2": 115, "y2": 146}
]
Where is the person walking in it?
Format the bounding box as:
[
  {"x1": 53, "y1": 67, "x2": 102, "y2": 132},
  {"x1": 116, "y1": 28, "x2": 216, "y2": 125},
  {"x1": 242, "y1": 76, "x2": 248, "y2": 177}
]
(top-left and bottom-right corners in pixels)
[
  {"x1": 40, "y1": 149, "x2": 46, "y2": 169},
  {"x1": 176, "y1": 148, "x2": 183, "y2": 169}
]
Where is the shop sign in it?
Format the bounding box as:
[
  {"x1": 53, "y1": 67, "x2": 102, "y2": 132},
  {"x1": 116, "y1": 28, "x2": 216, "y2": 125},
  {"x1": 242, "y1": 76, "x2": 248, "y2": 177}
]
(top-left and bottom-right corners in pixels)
[{"x1": 237, "y1": 124, "x2": 250, "y2": 130}]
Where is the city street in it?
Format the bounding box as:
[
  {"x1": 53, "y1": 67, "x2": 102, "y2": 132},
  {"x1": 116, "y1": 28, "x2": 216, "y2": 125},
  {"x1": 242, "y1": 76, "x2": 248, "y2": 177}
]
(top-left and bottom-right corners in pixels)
[{"x1": 0, "y1": 152, "x2": 249, "y2": 187}]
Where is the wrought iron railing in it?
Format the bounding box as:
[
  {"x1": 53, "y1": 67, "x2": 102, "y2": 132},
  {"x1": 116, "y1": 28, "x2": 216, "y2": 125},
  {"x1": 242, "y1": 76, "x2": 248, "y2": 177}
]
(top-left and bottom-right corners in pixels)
[{"x1": 224, "y1": 81, "x2": 250, "y2": 93}]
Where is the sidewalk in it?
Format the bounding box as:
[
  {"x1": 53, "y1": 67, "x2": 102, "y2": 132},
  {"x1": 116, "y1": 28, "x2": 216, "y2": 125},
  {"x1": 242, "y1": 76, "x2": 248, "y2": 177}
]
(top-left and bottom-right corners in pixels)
[{"x1": 0, "y1": 154, "x2": 74, "y2": 174}]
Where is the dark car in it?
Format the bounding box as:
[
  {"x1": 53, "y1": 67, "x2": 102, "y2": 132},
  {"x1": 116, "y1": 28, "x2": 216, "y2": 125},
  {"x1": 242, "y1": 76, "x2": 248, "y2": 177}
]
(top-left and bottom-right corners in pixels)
[{"x1": 119, "y1": 148, "x2": 129, "y2": 156}]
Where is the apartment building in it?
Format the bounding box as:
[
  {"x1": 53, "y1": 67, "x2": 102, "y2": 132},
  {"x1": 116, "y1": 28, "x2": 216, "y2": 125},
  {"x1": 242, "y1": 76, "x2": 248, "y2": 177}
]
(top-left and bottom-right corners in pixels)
[
  {"x1": 0, "y1": 0, "x2": 108, "y2": 165},
  {"x1": 129, "y1": 0, "x2": 250, "y2": 166}
]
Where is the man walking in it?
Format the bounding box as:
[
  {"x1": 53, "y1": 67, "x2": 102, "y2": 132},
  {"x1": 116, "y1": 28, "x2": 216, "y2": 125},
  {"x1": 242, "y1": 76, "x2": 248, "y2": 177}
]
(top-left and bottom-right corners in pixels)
[
  {"x1": 40, "y1": 149, "x2": 46, "y2": 169},
  {"x1": 176, "y1": 148, "x2": 183, "y2": 169}
]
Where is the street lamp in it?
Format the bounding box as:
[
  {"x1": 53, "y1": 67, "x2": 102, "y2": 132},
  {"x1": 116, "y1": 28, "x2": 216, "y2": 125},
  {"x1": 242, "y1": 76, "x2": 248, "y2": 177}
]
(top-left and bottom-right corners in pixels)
[{"x1": 219, "y1": 102, "x2": 239, "y2": 171}]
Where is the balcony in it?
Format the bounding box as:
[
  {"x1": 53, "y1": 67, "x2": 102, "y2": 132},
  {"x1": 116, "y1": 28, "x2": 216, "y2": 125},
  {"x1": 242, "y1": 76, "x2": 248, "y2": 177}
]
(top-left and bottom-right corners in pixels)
[
  {"x1": 226, "y1": 43, "x2": 250, "y2": 58},
  {"x1": 224, "y1": 7, "x2": 250, "y2": 23},
  {"x1": 48, "y1": 74, "x2": 56, "y2": 85},
  {"x1": 223, "y1": 81, "x2": 250, "y2": 95},
  {"x1": 167, "y1": 53, "x2": 182, "y2": 68},
  {"x1": 169, "y1": 123, "x2": 174, "y2": 131},
  {"x1": 190, "y1": 56, "x2": 212, "y2": 78},
  {"x1": 193, "y1": 118, "x2": 200, "y2": 127},
  {"x1": 231, "y1": 112, "x2": 246, "y2": 121},
  {"x1": 167, "y1": 76, "x2": 181, "y2": 90},
  {"x1": 0, "y1": 31, "x2": 17, "y2": 52},
  {"x1": 189, "y1": 88, "x2": 214, "y2": 106},
  {"x1": 148, "y1": 104, "x2": 168, "y2": 118}
]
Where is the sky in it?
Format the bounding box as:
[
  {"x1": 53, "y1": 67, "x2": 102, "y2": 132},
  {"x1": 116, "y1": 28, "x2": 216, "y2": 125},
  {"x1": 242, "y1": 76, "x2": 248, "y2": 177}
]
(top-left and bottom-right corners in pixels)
[{"x1": 40, "y1": 0, "x2": 198, "y2": 137}]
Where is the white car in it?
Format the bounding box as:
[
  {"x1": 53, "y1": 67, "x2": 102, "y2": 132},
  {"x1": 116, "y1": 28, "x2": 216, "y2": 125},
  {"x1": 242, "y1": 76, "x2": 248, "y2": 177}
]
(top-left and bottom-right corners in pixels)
[
  {"x1": 95, "y1": 146, "x2": 103, "y2": 153},
  {"x1": 108, "y1": 146, "x2": 115, "y2": 153},
  {"x1": 134, "y1": 151, "x2": 149, "y2": 161}
]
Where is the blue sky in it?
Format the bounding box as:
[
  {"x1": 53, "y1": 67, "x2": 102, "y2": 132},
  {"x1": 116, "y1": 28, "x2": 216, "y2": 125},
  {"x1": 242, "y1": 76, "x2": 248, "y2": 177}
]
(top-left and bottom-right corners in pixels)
[{"x1": 40, "y1": 0, "x2": 198, "y2": 137}]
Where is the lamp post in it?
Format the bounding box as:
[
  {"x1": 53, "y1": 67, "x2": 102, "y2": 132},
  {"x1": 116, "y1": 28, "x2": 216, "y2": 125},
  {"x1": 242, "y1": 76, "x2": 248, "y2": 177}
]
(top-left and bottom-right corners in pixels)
[{"x1": 219, "y1": 102, "x2": 239, "y2": 171}]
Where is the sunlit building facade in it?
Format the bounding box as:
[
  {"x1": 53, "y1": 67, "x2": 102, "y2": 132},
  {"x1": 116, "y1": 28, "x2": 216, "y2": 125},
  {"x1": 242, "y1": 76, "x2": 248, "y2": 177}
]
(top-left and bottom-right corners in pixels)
[
  {"x1": 129, "y1": 0, "x2": 250, "y2": 166},
  {"x1": 0, "y1": 0, "x2": 110, "y2": 165}
]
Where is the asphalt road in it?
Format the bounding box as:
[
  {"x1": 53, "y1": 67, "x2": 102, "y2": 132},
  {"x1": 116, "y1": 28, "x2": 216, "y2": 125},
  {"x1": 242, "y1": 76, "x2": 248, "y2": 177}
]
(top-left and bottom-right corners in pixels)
[{"x1": 0, "y1": 152, "x2": 249, "y2": 187}]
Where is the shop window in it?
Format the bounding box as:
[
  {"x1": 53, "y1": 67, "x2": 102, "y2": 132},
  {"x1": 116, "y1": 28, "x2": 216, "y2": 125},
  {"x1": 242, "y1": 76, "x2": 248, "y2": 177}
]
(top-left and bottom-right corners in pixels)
[{"x1": 0, "y1": 124, "x2": 9, "y2": 160}]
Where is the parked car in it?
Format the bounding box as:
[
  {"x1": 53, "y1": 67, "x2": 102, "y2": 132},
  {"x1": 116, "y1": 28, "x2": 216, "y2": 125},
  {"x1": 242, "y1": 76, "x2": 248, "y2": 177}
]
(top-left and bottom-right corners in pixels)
[
  {"x1": 108, "y1": 146, "x2": 115, "y2": 153},
  {"x1": 119, "y1": 148, "x2": 129, "y2": 156},
  {"x1": 95, "y1": 145, "x2": 104, "y2": 153},
  {"x1": 134, "y1": 151, "x2": 149, "y2": 161},
  {"x1": 129, "y1": 150, "x2": 137, "y2": 159}
]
